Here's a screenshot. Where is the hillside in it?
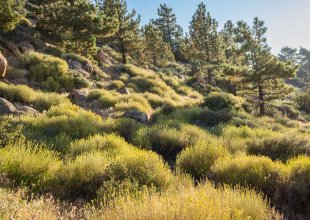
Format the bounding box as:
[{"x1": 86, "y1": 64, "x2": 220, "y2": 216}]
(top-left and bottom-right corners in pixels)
[{"x1": 1, "y1": 1, "x2": 310, "y2": 220}]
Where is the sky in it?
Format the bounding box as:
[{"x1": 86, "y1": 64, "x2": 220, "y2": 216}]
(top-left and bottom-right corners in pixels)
[{"x1": 126, "y1": 0, "x2": 310, "y2": 54}]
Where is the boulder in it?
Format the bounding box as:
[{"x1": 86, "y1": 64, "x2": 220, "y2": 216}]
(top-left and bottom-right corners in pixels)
[
  {"x1": 83, "y1": 63, "x2": 93, "y2": 73},
  {"x1": 123, "y1": 110, "x2": 149, "y2": 123},
  {"x1": 18, "y1": 41, "x2": 35, "y2": 53},
  {"x1": 118, "y1": 87, "x2": 130, "y2": 95},
  {"x1": 0, "y1": 98, "x2": 16, "y2": 115},
  {"x1": 6, "y1": 42, "x2": 22, "y2": 57},
  {"x1": 68, "y1": 89, "x2": 87, "y2": 104},
  {"x1": 0, "y1": 53, "x2": 8, "y2": 78},
  {"x1": 97, "y1": 49, "x2": 112, "y2": 65},
  {"x1": 14, "y1": 103, "x2": 40, "y2": 116},
  {"x1": 68, "y1": 59, "x2": 83, "y2": 70}
]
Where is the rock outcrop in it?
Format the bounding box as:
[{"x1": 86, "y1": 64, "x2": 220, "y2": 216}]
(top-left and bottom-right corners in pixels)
[
  {"x1": 0, "y1": 53, "x2": 8, "y2": 78},
  {"x1": 123, "y1": 110, "x2": 149, "y2": 123},
  {"x1": 0, "y1": 98, "x2": 16, "y2": 115}
]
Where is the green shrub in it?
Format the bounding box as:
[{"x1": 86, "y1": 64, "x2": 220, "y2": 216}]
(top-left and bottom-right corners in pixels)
[
  {"x1": 88, "y1": 182, "x2": 280, "y2": 220},
  {"x1": 296, "y1": 90, "x2": 310, "y2": 113},
  {"x1": 23, "y1": 104, "x2": 104, "y2": 151},
  {"x1": 203, "y1": 92, "x2": 240, "y2": 111},
  {"x1": 0, "y1": 116, "x2": 25, "y2": 148},
  {"x1": 104, "y1": 150, "x2": 173, "y2": 190},
  {"x1": 0, "y1": 142, "x2": 61, "y2": 188},
  {"x1": 54, "y1": 152, "x2": 110, "y2": 198},
  {"x1": 212, "y1": 155, "x2": 285, "y2": 196},
  {"x1": 108, "y1": 80, "x2": 125, "y2": 90},
  {"x1": 22, "y1": 51, "x2": 68, "y2": 82},
  {"x1": 132, "y1": 123, "x2": 211, "y2": 159},
  {"x1": 247, "y1": 133, "x2": 310, "y2": 161},
  {"x1": 0, "y1": 82, "x2": 70, "y2": 111},
  {"x1": 177, "y1": 142, "x2": 229, "y2": 179},
  {"x1": 195, "y1": 109, "x2": 232, "y2": 127},
  {"x1": 103, "y1": 118, "x2": 142, "y2": 141},
  {"x1": 69, "y1": 134, "x2": 133, "y2": 158},
  {"x1": 284, "y1": 156, "x2": 310, "y2": 217}
]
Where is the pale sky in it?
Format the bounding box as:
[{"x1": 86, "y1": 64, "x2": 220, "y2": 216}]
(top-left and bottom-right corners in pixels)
[{"x1": 127, "y1": 0, "x2": 310, "y2": 54}]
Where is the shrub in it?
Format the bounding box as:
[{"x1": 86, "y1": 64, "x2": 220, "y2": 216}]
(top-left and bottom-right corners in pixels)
[
  {"x1": 22, "y1": 51, "x2": 68, "y2": 82},
  {"x1": 0, "y1": 188, "x2": 75, "y2": 219},
  {"x1": 296, "y1": 90, "x2": 310, "y2": 113},
  {"x1": 203, "y1": 92, "x2": 240, "y2": 111},
  {"x1": 88, "y1": 89, "x2": 152, "y2": 113},
  {"x1": 132, "y1": 123, "x2": 211, "y2": 159},
  {"x1": 53, "y1": 152, "x2": 110, "y2": 198},
  {"x1": 195, "y1": 109, "x2": 232, "y2": 127},
  {"x1": 212, "y1": 155, "x2": 286, "y2": 196},
  {"x1": 247, "y1": 133, "x2": 310, "y2": 161},
  {"x1": 0, "y1": 142, "x2": 61, "y2": 189},
  {"x1": 69, "y1": 134, "x2": 133, "y2": 158},
  {"x1": 23, "y1": 104, "x2": 104, "y2": 151},
  {"x1": 107, "y1": 80, "x2": 125, "y2": 90},
  {"x1": 0, "y1": 116, "x2": 25, "y2": 148},
  {"x1": 88, "y1": 182, "x2": 280, "y2": 220},
  {"x1": 285, "y1": 156, "x2": 310, "y2": 216},
  {"x1": 102, "y1": 118, "x2": 142, "y2": 141},
  {"x1": 104, "y1": 150, "x2": 173, "y2": 190},
  {"x1": 0, "y1": 82, "x2": 70, "y2": 111},
  {"x1": 176, "y1": 142, "x2": 229, "y2": 179}
]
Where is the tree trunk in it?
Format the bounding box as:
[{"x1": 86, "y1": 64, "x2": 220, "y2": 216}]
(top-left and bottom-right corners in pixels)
[
  {"x1": 122, "y1": 52, "x2": 127, "y2": 64},
  {"x1": 207, "y1": 69, "x2": 212, "y2": 84},
  {"x1": 258, "y1": 84, "x2": 265, "y2": 116}
]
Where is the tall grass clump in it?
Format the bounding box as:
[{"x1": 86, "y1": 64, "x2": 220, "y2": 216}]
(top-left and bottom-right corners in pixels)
[
  {"x1": 0, "y1": 142, "x2": 61, "y2": 189},
  {"x1": 22, "y1": 51, "x2": 68, "y2": 82},
  {"x1": 176, "y1": 142, "x2": 229, "y2": 179},
  {"x1": 247, "y1": 132, "x2": 310, "y2": 161},
  {"x1": 203, "y1": 92, "x2": 242, "y2": 111},
  {"x1": 132, "y1": 123, "x2": 212, "y2": 159},
  {"x1": 284, "y1": 156, "x2": 310, "y2": 217},
  {"x1": 87, "y1": 182, "x2": 280, "y2": 220},
  {"x1": 104, "y1": 150, "x2": 173, "y2": 190},
  {"x1": 88, "y1": 89, "x2": 152, "y2": 113},
  {"x1": 211, "y1": 155, "x2": 286, "y2": 196},
  {"x1": 22, "y1": 104, "x2": 104, "y2": 151},
  {"x1": 69, "y1": 134, "x2": 134, "y2": 158},
  {"x1": 53, "y1": 152, "x2": 110, "y2": 198},
  {"x1": 0, "y1": 82, "x2": 70, "y2": 111}
]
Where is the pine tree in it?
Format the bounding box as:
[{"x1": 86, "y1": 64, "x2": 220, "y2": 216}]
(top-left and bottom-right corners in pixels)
[
  {"x1": 153, "y1": 3, "x2": 183, "y2": 59},
  {"x1": 36, "y1": 0, "x2": 117, "y2": 56},
  {"x1": 234, "y1": 18, "x2": 298, "y2": 116},
  {"x1": 278, "y1": 47, "x2": 300, "y2": 65},
  {"x1": 102, "y1": 0, "x2": 142, "y2": 64},
  {"x1": 142, "y1": 24, "x2": 174, "y2": 67},
  {"x1": 186, "y1": 2, "x2": 224, "y2": 84},
  {"x1": 0, "y1": 0, "x2": 25, "y2": 32}
]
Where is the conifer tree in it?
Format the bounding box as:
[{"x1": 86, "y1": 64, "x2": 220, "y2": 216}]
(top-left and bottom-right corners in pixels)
[
  {"x1": 36, "y1": 0, "x2": 117, "y2": 55},
  {"x1": 233, "y1": 18, "x2": 298, "y2": 116},
  {"x1": 186, "y1": 2, "x2": 224, "y2": 84},
  {"x1": 102, "y1": 0, "x2": 142, "y2": 64},
  {"x1": 153, "y1": 3, "x2": 183, "y2": 59},
  {"x1": 0, "y1": 0, "x2": 25, "y2": 32},
  {"x1": 142, "y1": 24, "x2": 174, "y2": 67}
]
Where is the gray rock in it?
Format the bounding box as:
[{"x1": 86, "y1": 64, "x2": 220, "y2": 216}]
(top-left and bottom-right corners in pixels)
[
  {"x1": 97, "y1": 49, "x2": 112, "y2": 65},
  {"x1": 0, "y1": 53, "x2": 8, "y2": 78},
  {"x1": 68, "y1": 89, "x2": 87, "y2": 104},
  {"x1": 68, "y1": 59, "x2": 83, "y2": 70},
  {"x1": 0, "y1": 98, "x2": 16, "y2": 115},
  {"x1": 18, "y1": 42, "x2": 35, "y2": 53},
  {"x1": 118, "y1": 87, "x2": 130, "y2": 95},
  {"x1": 14, "y1": 103, "x2": 40, "y2": 116},
  {"x1": 83, "y1": 63, "x2": 93, "y2": 73},
  {"x1": 123, "y1": 110, "x2": 149, "y2": 123}
]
